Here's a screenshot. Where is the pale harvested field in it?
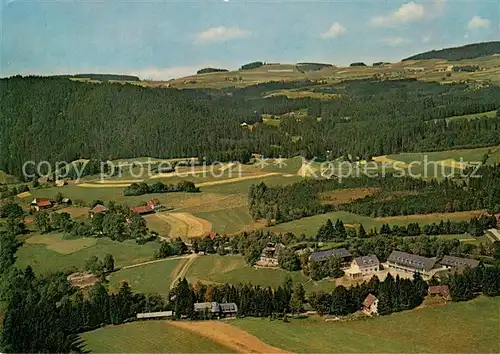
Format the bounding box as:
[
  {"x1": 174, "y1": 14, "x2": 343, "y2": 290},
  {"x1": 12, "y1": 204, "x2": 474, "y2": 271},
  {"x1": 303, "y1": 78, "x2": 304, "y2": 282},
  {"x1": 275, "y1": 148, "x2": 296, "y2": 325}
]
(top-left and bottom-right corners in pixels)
[
  {"x1": 25, "y1": 234, "x2": 97, "y2": 254},
  {"x1": 376, "y1": 210, "x2": 485, "y2": 223},
  {"x1": 77, "y1": 182, "x2": 132, "y2": 188},
  {"x1": 155, "y1": 212, "x2": 212, "y2": 239},
  {"x1": 16, "y1": 191, "x2": 31, "y2": 199},
  {"x1": 94, "y1": 179, "x2": 144, "y2": 184},
  {"x1": 195, "y1": 173, "x2": 281, "y2": 187},
  {"x1": 372, "y1": 155, "x2": 409, "y2": 168},
  {"x1": 438, "y1": 159, "x2": 470, "y2": 169},
  {"x1": 167, "y1": 321, "x2": 290, "y2": 354}
]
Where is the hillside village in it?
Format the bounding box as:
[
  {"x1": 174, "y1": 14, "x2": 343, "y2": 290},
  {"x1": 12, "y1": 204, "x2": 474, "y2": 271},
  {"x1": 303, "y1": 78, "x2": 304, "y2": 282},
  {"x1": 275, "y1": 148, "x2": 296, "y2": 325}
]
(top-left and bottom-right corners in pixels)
[{"x1": 1, "y1": 34, "x2": 500, "y2": 352}]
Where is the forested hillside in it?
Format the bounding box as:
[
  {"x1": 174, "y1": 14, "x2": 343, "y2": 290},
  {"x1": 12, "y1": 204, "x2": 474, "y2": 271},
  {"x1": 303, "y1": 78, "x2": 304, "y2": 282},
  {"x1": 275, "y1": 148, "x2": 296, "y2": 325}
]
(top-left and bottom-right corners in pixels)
[
  {"x1": 1, "y1": 76, "x2": 499, "y2": 178},
  {"x1": 403, "y1": 41, "x2": 500, "y2": 61}
]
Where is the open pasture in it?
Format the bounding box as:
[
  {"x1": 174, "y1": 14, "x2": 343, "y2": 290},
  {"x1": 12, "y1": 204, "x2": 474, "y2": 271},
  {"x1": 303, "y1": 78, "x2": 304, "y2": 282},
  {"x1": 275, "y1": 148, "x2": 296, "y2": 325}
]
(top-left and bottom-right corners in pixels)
[
  {"x1": 81, "y1": 321, "x2": 232, "y2": 353},
  {"x1": 184, "y1": 254, "x2": 335, "y2": 293},
  {"x1": 24, "y1": 232, "x2": 97, "y2": 254},
  {"x1": 194, "y1": 206, "x2": 255, "y2": 235},
  {"x1": 233, "y1": 296, "x2": 500, "y2": 353},
  {"x1": 16, "y1": 236, "x2": 159, "y2": 274},
  {"x1": 108, "y1": 258, "x2": 183, "y2": 295}
]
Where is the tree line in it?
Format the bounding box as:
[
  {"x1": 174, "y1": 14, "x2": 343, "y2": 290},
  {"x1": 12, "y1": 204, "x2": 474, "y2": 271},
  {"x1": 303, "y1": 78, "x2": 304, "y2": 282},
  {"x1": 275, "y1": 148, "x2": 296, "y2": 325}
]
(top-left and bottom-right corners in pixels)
[{"x1": 123, "y1": 180, "x2": 199, "y2": 196}]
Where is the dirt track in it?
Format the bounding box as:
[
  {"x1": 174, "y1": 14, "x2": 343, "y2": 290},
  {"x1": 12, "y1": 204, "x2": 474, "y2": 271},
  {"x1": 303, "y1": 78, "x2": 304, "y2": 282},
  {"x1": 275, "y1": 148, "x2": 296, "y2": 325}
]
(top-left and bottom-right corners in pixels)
[
  {"x1": 166, "y1": 321, "x2": 291, "y2": 353},
  {"x1": 195, "y1": 173, "x2": 281, "y2": 187}
]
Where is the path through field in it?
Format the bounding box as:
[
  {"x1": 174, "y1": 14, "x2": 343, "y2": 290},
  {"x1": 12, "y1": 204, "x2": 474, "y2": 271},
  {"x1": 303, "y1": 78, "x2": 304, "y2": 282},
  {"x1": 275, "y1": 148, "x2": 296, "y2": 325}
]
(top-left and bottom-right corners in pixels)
[
  {"x1": 169, "y1": 254, "x2": 199, "y2": 289},
  {"x1": 167, "y1": 321, "x2": 291, "y2": 353},
  {"x1": 195, "y1": 172, "x2": 281, "y2": 187}
]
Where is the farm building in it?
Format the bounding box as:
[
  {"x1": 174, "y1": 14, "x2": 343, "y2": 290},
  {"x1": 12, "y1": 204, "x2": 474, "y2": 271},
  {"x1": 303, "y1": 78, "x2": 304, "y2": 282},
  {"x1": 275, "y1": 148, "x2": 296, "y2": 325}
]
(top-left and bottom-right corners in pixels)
[
  {"x1": 55, "y1": 180, "x2": 67, "y2": 187},
  {"x1": 61, "y1": 198, "x2": 72, "y2": 205},
  {"x1": 439, "y1": 255, "x2": 480, "y2": 270},
  {"x1": 90, "y1": 204, "x2": 107, "y2": 217},
  {"x1": 30, "y1": 198, "x2": 53, "y2": 211},
  {"x1": 194, "y1": 302, "x2": 238, "y2": 317},
  {"x1": 346, "y1": 255, "x2": 380, "y2": 279},
  {"x1": 257, "y1": 243, "x2": 285, "y2": 267},
  {"x1": 387, "y1": 251, "x2": 438, "y2": 278},
  {"x1": 310, "y1": 248, "x2": 352, "y2": 268},
  {"x1": 428, "y1": 285, "x2": 451, "y2": 301},
  {"x1": 131, "y1": 199, "x2": 161, "y2": 215},
  {"x1": 361, "y1": 294, "x2": 378, "y2": 315},
  {"x1": 136, "y1": 311, "x2": 173, "y2": 320}
]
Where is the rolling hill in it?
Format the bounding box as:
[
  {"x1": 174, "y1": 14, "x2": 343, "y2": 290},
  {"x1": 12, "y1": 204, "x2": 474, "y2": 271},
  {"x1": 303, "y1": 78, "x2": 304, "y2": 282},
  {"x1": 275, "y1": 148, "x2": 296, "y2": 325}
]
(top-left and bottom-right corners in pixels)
[{"x1": 403, "y1": 41, "x2": 500, "y2": 61}]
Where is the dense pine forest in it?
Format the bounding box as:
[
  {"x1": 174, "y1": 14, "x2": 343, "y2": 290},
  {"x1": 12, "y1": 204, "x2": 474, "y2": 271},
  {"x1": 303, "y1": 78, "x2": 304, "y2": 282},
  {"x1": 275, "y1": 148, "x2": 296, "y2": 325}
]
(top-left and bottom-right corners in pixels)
[
  {"x1": 249, "y1": 165, "x2": 500, "y2": 222},
  {"x1": 1, "y1": 76, "x2": 500, "y2": 178},
  {"x1": 403, "y1": 41, "x2": 500, "y2": 61}
]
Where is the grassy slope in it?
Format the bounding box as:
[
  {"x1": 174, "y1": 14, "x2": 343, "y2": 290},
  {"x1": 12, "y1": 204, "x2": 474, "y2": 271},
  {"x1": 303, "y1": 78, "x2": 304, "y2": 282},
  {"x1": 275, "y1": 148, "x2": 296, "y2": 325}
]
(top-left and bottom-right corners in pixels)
[
  {"x1": 81, "y1": 321, "x2": 232, "y2": 353},
  {"x1": 108, "y1": 258, "x2": 182, "y2": 296},
  {"x1": 16, "y1": 236, "x2": 159, "y2": 274},
  {"x1": 234, "y1": 296, "x2": 500, "y2": 353},
  {"x1": 185, "y1": 254, "x2": 335, "y2": 293},
  {"x1": 195, "y1": 206, "x2": 254, "y2": 235}
]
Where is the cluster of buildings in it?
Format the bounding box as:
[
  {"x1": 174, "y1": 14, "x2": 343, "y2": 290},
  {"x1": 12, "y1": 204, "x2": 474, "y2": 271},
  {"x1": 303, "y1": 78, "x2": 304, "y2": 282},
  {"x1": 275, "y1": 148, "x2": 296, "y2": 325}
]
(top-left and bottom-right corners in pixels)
[
  {"x1": 90, "y1": 199, "x2": 161, "y2": 218},
  {"x1": 136, "y1": 301, "x2": 238, "y2": 321},
  {"x1": 30, "y1": 197, "x2": 71, "y2": 212}
]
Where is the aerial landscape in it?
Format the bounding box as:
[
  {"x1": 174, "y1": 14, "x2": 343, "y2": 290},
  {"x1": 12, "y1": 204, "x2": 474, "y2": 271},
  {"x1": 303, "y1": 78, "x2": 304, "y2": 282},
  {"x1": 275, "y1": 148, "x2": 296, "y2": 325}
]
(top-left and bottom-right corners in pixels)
[{"x1": 1, "y1": 0, "x2": 500, "y2": 352}]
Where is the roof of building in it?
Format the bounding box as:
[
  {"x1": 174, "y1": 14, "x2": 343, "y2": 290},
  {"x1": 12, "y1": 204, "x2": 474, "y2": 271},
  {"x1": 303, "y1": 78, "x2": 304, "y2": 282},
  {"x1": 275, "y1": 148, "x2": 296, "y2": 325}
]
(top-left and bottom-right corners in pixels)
[
  {"x1": 61, "y1": 198, "x2": 71, "y2": 203},
  {"x1": 91, "y1": 204, "x2": 107, "y2": 214},
  {"x1": 194, "y1": 302, "x2": 218, "y2": 312},
  {"x1": 260, "y1": 243, "x2": 285, "y2": 258},
  {"x1": 440, "y1": 255, "x2": 480, "y2": 269},
  {"x1": 310, "y1": 248, "x2": 351, "y2": 262},
  {"x1": 219, "y1": 303, "x2": 238, "y2": 313},
  {"x1": 131, "y1": 205, "x2": 153, "y2": 214},
  {"x1": 387, "y1": 250, "x2": 436, "y2": 272},
  {"x1": 31, "y1": 198, "x2": 52, "y2": 207},
  {"x1": 136, "y1": 311, "x2": 173, "y2": 319},
  {"x1": 354, "y1": 255, "x2": 380, "y2": 268},
  {"x1": 428, "y1": 285, "x2": 450, "y2": 297},
  {"x1": 362, "y1": 294, "x2": 377, "y2": 308}
]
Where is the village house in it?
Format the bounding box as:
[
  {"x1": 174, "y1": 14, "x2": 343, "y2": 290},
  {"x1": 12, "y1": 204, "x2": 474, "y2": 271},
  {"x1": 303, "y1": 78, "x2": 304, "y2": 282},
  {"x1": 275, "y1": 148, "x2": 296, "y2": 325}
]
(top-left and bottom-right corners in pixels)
[
  {"x1": 257, "y1": 243, "x2": 285, "y2": 267},
  {"x1": 428, "y1": 285, "x2": 452, "y2": 301},
  {"x1": 439, "y1": 255, "x2": 480, "y2": 270},
  {"x1": 30, "y1": 198, "x2": 54, "y2": 212},
  {"x1": 55, "y1": 180, "x2": 67, "y2": 187},
  {"x1": 61, "y1": 198, "x2": 72, "y2": 205},
  {"x1": 386, "y1": 250, "x2": 438, "y2": 278},
  {"x1": 194, "y1": 302, "x2": 238, "y2": 317},
  {"x1": 309, "y1": 248, "x2": 352, "y2": 268},
  {"x1": 361, "y1": 294, "x2": 378, "y2": 315},
  {"x1": 131, "y1": 199, "x2": 161, "y2": 215},
  {"x1": 90, "y1": 204, "x2": 107, "y2": 217},
  {"x1": 346, "y1": 255, "x2": 380, "y2": 279}
]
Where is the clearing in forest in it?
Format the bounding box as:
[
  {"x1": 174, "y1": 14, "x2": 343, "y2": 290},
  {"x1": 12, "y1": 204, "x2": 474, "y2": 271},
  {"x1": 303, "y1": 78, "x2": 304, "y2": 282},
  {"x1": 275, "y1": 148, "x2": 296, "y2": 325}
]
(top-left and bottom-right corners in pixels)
[
  {"x1": 319, "y1": 188, "x2": 377, "y2": 206},
  {"x1": 167, "y1": 321, "x2": 290, "y2": 354},
  {"x1": 375, "y1": 210, "x2": 486, "y2": 224},
  {"x1": 195, "y1": 173, "x2": 282, "y2": 187}
]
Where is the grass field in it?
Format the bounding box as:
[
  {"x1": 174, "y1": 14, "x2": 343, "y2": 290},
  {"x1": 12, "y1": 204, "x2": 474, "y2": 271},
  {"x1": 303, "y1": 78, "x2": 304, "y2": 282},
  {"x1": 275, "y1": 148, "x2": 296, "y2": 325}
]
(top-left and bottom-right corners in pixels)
[
  {"x1": 195, "y1": 206, "x2": 255, "y2": 235},
  {"x1": 16, "y1": 236, "x2": 159, "y2": 274},
  {"x1": 185, "y1": 254, "x2": 335, "y2": 293},
  {"x1": 443, "y1": 110, "x2": 497, "y2": 122},
  {"x1": 108, "y1": 258, "x2": 183, "y2": 295},
  {"x1": 81, "y1": 321, "x2": 232, "y2": 353},
  {"x1": 233, "y1": 296, "x2": 500, "y2": 353}
]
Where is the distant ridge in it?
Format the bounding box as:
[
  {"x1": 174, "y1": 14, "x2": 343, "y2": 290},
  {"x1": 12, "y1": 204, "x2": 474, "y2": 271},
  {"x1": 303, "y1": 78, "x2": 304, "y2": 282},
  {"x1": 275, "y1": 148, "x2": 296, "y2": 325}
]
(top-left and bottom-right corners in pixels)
[
  {"x1": 403, "y1": 41, "x2": 500, "y2": 61},
  {"x1": 53, "y1": 74, "x2": 140, "y2": 81}
]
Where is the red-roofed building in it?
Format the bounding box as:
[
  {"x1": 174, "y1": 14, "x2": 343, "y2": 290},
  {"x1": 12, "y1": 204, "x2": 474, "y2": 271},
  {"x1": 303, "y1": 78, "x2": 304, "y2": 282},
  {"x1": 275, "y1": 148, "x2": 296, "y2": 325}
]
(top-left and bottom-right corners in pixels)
[
  {"x1": 131, "y1": 200, "x2": 162, "y2": 215},
  {"x1": 30, "y1": 198, "x2": 53, "y2": 212},
  {"x1": 428, "y1": 285, "x2": 451, "y2": 301},
  {"x1": 204, "y1": 232, "x2": 216, "y2": 240},
  {"x1": 361, "y1": 294, "x2": 378, "y2": 315},
  {"x1": 90, "y1": 204, "x2": 107, "y2": 217}
]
